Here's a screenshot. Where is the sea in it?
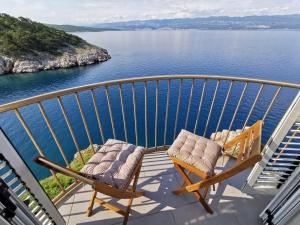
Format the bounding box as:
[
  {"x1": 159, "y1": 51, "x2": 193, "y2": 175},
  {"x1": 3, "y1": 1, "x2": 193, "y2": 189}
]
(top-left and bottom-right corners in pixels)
[{"x1": 0, "y1": 30, "x2": 299, "y2": 179}]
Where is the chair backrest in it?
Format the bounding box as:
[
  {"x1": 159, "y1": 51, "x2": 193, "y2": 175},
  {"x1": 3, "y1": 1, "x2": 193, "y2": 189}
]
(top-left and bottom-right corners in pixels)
[
  {"x1": 192, "y1": 121, "x2": 263, "y2": 190},
  {"x1": 34, "y1": 156, "x2": 94, "y2": 185},
  {"x1": 223, "y1": 120, "x2": 263, "y2": 164}
]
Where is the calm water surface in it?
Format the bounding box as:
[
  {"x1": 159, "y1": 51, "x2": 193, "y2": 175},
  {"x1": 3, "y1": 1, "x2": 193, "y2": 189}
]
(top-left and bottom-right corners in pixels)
[{"x1": 0, "y1": 30, "x2": 299, "y2": 179}]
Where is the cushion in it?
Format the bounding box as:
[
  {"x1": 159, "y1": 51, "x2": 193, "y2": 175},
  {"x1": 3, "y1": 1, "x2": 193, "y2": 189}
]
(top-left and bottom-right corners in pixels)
[
  {"x1": 80, "y1": 139, "x2": 144, "y2": 189},
  {"x1": 168, "y1": 130, "x2": 222, "y2": 176}
]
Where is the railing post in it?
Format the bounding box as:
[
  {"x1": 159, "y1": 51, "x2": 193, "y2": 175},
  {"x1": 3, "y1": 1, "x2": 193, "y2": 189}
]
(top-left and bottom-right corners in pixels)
[
  {"x1": 174, "y1": 79, "x2": 183, "y2": 140},
  {"x1": 185, "y1": 79, "x2": 194, "y2": 130},
  {"x1": 194, "y1": 79, "x2": 206, "y2": 134},
  {"x1": 105, "y1": 87, "x2": 116, "y2": 140},
  {"x1": 75, "y1": 93, "x2": 96, "y2": 153},
  {"x1": 213, "y1": 81, "x2": 234, "y2": 140},
  {"x1": 14, "y1": 109, "x2": 65, "y2": 192},
  {"x1": 144, "y1": 82, "x2": 148, "y2": 148},
  {"x1": 132, "y1": 83, "x2": 138, "y2": 145},
  {"x1": 118, "y1": 85, "x2": 128, "y2": 143},
  {"x1": 203, "y1": 80, "x2": 220, "y2": 137},
  {"x1": 222, "y1": 82, "x2": 248, "y2": 145},
  {"x1": 155, "y1": 80, "x2": 158, "y2": 148},
  {"x1": 0, "y1": 128, "x2": 65, "y2": 225},
  {"x1": 163, "y1": 80, "x2": 170, "y2": 147},
  {"x1": 91, "y1": 90, "x2": 106, "y2": 144},
  {"x1": 58, "y1": 97, "x2": 84, "y2": 164}
]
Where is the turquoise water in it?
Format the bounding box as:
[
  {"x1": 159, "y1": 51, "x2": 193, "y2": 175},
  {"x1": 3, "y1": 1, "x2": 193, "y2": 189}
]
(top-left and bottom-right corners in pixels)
[{"x1": 0, "y1": 30, "x2": 299, "y2": 179}]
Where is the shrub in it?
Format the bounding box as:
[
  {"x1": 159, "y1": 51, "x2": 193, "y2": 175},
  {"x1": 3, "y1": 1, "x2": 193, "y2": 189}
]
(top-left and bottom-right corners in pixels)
[
  {"x1": 40, "y1": 146, "x2": 94, "y2": 200},
  {"x1": 0, "y1": 14, "x2": 86, "y2": 57}
]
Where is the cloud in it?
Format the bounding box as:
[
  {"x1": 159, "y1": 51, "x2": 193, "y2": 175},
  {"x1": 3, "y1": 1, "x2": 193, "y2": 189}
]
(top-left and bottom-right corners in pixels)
[{"x1": 1, "y1": 0, "x2": 300, "y2": 24}]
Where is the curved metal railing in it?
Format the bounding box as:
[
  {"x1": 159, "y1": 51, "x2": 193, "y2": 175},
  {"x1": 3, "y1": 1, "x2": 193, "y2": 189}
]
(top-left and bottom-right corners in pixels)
[{"x1": 0, "y1": 75, "x2": 299, "y2": 204}]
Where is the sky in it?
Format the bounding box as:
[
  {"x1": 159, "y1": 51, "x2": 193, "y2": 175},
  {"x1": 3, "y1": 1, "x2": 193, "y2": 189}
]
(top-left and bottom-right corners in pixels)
[{"x1": 1, "y1": 0, "x2": 300, "y2": 25}]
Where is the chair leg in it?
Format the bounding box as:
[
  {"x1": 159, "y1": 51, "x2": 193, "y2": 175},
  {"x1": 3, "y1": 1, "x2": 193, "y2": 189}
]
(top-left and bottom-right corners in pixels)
[
  {"x1": 86, "y1": 163, "x2": 143, "y2": 224},
  {"x1": 86, "y1": 191, "x2": 97, "y2": 217},
  {"x1": 123, "y1": 164, "x2": 142, "y2": 225},
  {"x1": 123, "y1": 197, "x2": 133, "y2": 225},
  {"x1": 173, "y1": 163, "x2": 213, "y2": 214},
  {"x1": 203, "y1": 187, "x2": 209, "y2": 199},
  {"x1": 180, "y1": 170, "x2": 190, "y2": 187}
]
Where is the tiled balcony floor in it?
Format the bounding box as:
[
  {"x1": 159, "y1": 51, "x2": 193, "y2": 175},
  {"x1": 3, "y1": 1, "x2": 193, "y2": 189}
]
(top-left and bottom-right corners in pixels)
[{"x1": 58, "y1": 151, "x2": 274, "y2": 225}]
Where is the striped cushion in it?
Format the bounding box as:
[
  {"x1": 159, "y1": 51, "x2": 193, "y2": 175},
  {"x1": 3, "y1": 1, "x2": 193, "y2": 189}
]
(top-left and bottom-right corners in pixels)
[
  {"x1": 168, "y1": 130, "x2": 222, "y2": 176},
  {"x1": 81, "y1": 139, "x2": 144, "y2": 189}
]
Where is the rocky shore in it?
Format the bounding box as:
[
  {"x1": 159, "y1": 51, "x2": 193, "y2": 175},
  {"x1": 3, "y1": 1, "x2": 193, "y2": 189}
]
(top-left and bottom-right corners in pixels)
[{"x1": 0, "y1": 44, "x2": 110, "y2": 75}]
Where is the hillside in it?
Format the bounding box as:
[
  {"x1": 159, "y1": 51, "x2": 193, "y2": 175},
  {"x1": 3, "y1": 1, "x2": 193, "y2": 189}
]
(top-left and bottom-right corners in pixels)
[
  {"x1": 0, "y1": 14, "x2": 110, "y2": 74},
  {"x1": 46, "y1": 24, "x2": 118, "y2": 32}
]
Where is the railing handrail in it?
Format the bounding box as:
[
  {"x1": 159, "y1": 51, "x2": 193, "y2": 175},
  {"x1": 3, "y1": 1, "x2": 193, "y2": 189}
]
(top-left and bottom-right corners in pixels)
[{"x1": 0, "y1": 74, "x2": 299, "y2": 113}]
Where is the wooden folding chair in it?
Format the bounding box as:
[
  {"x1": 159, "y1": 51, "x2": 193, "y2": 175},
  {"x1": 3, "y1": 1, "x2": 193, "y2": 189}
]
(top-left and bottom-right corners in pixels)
[
  {"x1": 35, "y1": 140, "x2": 145, "y2": 225},
  {"x1": 168, "y1": 120, "x2": 263, "y2": 214}
]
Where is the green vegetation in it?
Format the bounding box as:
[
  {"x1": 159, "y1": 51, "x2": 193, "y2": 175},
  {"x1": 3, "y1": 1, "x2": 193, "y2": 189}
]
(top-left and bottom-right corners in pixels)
[
  {"x1": 0, "y1": 13, "x2": 86, "y2": 57},
  {"x1": 19, "y1": 147, "x2": 94, "y2": 208},
  {"x1": 40, "y1": 146, "x2": 94, "y2": 199}
]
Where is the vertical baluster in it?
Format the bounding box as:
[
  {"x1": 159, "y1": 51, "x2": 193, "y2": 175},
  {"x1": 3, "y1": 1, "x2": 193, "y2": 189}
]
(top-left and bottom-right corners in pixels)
[
  {"x1": 91, "y1": 90, "x2": 106, "y2": 144},
  {"x1": 223, "y1": 82, "x2": 248, "y2": 145},
  {"x1": 57, "y1": 97, "x2": 84, "y2": 164},
  {"x1": 242, "y1": 84, "x2": 264, "y2": 130},
  {"x1": 15, "y1": 109, "x2": 45, "y2": 157},
  {"x1": 203, "y1": 80, "x2": 220, "y2": 137},
  {"x1": 174, "y1": 79, "x2": 183, "y2": 140},
  {"x1": 75, "y1": 93, "x2": 95, "y2": 153},
  {"x1": 213, "y1": 81, "x2": 234, "y2": 140},
  {"x1": 185, "y1": 79, "x2": 195, "y2": 130},
  {"x1": 194, "y1": 79, "x2": 207, "y2": 133},
  {"x1": 105, "y1": 87, "x2": 116, "y2": 140},
  {"x1": 144, "y1": 82, "x2": 148, "y2": 148},
  {"x1": 262, "y1": 86, "x2": 282, "y2": 122},
  {"x1": 14, "y1": 108, "x2": 65, "y2": 192},
  {"x1": 164, "y1": 80, "x2": 170, "y2": 147},
  {"x1": 155, "y1": 80, "x2": 159, "y2": 148},
  {"x1": 255, "y1": 86, "x2": 281, "y2": 156},
  {"x1": 38, "y1": 102, "x2": 70, "y2": 166},
  {"x1": 119, "y1": 84, "x2": 128, "y2": 143},
  {"x1": 231, "y1": 84, "x2": 264, "y2": 155},
  {"x1": 132, "y1": 83, "x2": 138, "y2": 145}
]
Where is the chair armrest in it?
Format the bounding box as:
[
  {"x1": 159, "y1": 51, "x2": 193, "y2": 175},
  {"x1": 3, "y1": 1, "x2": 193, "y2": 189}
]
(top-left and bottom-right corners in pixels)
[
  {"x1": 185, "y1": 154, "x2": 262, "y2": 192},
  {"x1": 34, "y1": 156, "x2": 94, "y2": 185}
]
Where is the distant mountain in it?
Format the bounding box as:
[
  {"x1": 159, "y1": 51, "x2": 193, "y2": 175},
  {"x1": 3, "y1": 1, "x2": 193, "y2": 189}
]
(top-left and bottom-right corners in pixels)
[
  {"x1": 92, "y1": 14, "x2": 300, "y2": 30},
  {"x1": 46, "y1": 24, "x2": 119, "y2": 32}
]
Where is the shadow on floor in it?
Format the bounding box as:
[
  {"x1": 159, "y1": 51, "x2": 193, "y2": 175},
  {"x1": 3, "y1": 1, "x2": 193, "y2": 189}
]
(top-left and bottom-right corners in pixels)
[{"x1": 59, "y1": 152, "x2": 272, "y2": 225}]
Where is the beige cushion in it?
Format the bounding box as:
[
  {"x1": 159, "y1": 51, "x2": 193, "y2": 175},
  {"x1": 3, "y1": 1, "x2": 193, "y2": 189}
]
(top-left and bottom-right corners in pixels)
[
  {"x1": 80, "y1": 139, "x2": 144, "y2": 189},
  {"x1": 168, "y1": 130, "x2": 222, "y2": 176}
]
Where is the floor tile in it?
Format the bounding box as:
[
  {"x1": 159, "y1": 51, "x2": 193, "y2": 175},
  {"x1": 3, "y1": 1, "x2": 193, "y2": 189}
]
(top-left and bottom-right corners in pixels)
[{"x1": 58, "y1": 153, "x2": 273, "y2": 225}]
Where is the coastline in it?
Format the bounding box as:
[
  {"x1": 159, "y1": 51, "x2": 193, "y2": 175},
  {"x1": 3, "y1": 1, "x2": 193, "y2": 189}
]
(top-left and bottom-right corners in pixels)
[{"x1": 0, "y1": 44, "x2": 111, "y2": 75}]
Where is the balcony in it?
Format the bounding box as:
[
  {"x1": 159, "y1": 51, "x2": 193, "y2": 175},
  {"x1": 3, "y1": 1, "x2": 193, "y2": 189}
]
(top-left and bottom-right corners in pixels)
[
  {"x1": 0, "y1": 75, "x2": 299, "y2": 225},
  {"x1": 57, "y1": 152, "x2": 274, "y2": 225}
]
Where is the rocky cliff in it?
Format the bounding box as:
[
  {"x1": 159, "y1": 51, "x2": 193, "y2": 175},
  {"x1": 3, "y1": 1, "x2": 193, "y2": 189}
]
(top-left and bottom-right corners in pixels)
[
  {"x1": 0, "y1": 45, "x2": 110, "y2": 75},
  {"x1": 0, "y1": 14, "x2": 110, "y2": 75}
]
